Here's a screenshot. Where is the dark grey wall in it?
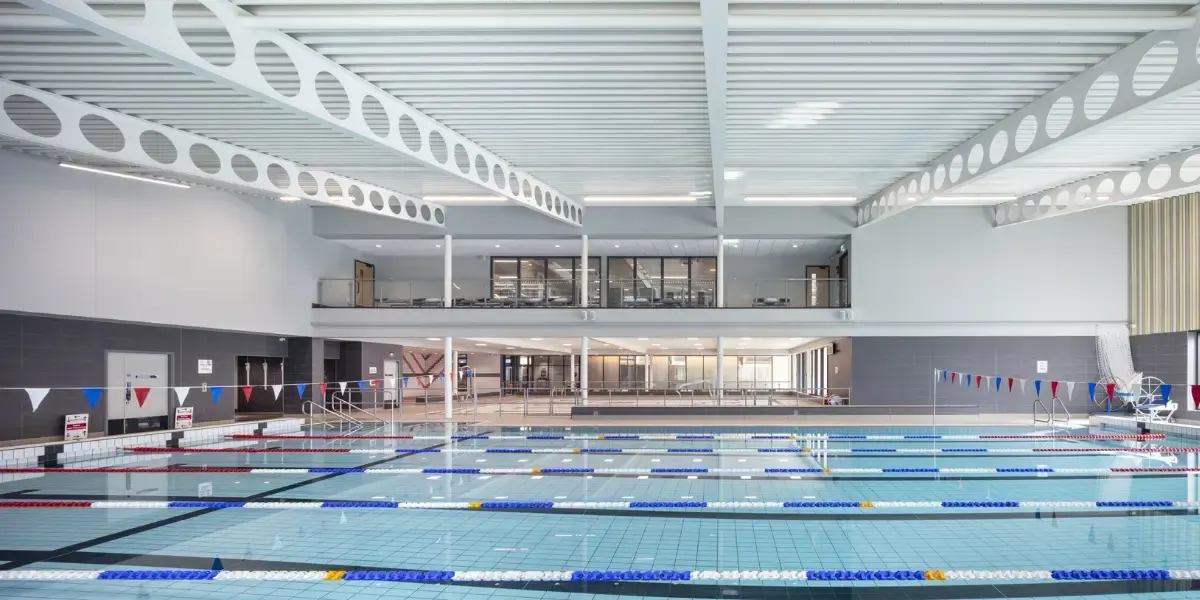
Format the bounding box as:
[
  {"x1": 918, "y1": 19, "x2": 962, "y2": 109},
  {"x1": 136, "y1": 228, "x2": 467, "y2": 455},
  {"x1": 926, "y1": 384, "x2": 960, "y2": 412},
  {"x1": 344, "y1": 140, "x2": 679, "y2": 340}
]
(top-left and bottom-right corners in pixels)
[
  {"x1": 284, "y1": 337, "x2": 324, "y2": 413},
  {"x1": 0, "y1": 312, "x2": 290, "y2": 441},
  {"x1": 827, "y1": 338, "x2": 852, "y2": 395},
  {"x1": 1130, "y1": 332, "x2": 1190, "y2": 385},
  {"x1": 850, "y1": 336, "x2": 1099, "y2": 414}
]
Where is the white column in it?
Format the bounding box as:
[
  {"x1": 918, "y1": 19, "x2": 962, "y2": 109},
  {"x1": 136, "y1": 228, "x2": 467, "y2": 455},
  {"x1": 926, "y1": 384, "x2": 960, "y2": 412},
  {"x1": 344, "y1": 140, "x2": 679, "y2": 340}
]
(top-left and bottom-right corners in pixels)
[
  {"x1": 716, "y1": 336, "x2": 725, "y2": 400},
  {"x1": 644, "y1": 353, "x2": 651, "y2": 390},
  {"x1": 580, "y1": 234, "x2": 589, "y2": 307},
  {"x1": 443, "y1": 234, "x2": 452, "y2": 308},
  {"x1": 444, "y1": 337, "x2": 454, "y2": 418},
  {"x1": 716, "y1": 234, "x2": 725, "y2": 308},
  {"x1": 569, "y1": 353, "x2": 576, "y2": 391},
  {"x1": 580, "y1": 336, "x2": 589, "y2": 404}
]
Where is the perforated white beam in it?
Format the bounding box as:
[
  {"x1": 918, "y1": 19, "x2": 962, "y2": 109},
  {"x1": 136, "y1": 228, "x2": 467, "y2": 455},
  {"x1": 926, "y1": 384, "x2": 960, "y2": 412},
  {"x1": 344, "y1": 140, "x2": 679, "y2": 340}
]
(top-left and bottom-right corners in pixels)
[
  {"x1": 700, "y1": 0, "x2": 728, "y2": 228},
  {"x1": 17, "y1": 0, "x2": 582, "y2": 226},
  {"x1": 857, "y1": 13, "x2": 1200, "y2": 227},
  {"x1": 994, "y1": 145, "x2": 1200, "y2": 227},
  {"x1": 0, "y1": 78, "x2": 443, "y2": 226}
]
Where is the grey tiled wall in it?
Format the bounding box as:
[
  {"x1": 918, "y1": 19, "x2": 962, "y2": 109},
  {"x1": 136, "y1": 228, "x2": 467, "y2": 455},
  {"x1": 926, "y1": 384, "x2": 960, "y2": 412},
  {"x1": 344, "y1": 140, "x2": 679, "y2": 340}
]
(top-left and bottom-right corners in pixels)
[
  {"x1": 1129, "y1": 332, "x2": 1190, "y2": 385},
  {"x1": 850, "y1": 336, "x2": 1100, "y2": 414},
  {"x1": 0, "y1": 312, "x2": 291, "y2": 441}
]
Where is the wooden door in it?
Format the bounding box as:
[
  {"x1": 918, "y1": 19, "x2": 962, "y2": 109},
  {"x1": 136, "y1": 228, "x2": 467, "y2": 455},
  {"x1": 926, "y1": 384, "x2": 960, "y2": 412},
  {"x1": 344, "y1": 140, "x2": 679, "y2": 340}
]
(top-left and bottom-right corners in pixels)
[
  {"x1": 805, "y1": 266, "x2": 830, "y2": 307},
  {"x1": 354, "y1": 260, "x2": 375, "y2": 307}
]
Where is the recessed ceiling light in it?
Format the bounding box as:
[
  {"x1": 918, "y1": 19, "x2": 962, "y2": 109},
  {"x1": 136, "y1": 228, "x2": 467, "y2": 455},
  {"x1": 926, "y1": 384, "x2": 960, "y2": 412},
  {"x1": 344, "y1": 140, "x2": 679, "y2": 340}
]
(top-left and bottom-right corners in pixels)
[
  {"x1": 741, "y1": 337, "x2": 752, "y2": 340},
  {"x1": 60, "y1": 162, "x2": 190, "y2": 189},
  {"x1": 562, "y1": 343, "x2": 572, "y2": 346},
  {"x1": 651, "y1": 343, "x2": 660, "y2": 346},
  {"x1": 426, "y1": 337, "x2": 441, "y2": 341},
  {"x1": 554, "y1": 244, "x2": 561, "y2": 248},
  {"x1": 613, "y1": 244, "x2": 620, "y2": 248},
  {"x1": 744, "y1": 196, "x2": 857, "y2": 204},
  {"x1": 494, "y1": 244, "x2": 501, "y2": 248},
  {"x1": 792, "y1": 244, "x2": 798, "y2": 248},
  {"x1": 584, "y1": 196, "x2": 697, "y2": 204},
  {"x1": 279, "y1": 196, "x2": 301, "y2": 202},
  {"x1": 767, "y1": 101, "x2": 840, "y2": 130},
  {"x1": 673, "y1": 244, "x2": 679, "y2": 248},
  {"x1": 689, "y1": 191, "x2": 712, "y2": 197},
  {"x1": 530, "y1": 337, "x2": 543, "y2": 341},
  {"x1": 637, "y1": 338, "x2": 649, "y2": 341},
  {"x1": 687, "y1": 337, "x2": 699, "y2": 341},
  {"x1": 375, "y1": 244, "x2": 382, "y2": 248},
  {"x1": 724, "y1": 170, "x2": 744, "y2": 181},
  {"x1": 475, "y1": 343, "x2": 487, "y2": 346},
  {"x1": 506, "y1": 347, "x2": 515, "y2": 350}
]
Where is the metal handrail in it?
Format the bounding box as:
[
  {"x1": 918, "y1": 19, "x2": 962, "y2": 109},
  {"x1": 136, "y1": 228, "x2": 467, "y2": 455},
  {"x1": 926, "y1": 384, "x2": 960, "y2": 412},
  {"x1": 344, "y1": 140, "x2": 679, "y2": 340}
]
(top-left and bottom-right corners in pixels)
[{"x1": 302, "y1": 400, "x2": 363, "y2": 429}]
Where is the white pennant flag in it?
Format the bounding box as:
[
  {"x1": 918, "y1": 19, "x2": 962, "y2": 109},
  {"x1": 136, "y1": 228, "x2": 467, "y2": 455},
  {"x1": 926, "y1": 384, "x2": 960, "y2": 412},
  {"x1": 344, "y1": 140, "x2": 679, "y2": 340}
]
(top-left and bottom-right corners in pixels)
[
  {"x1": 271, "y1": 384, "x2": 283, "y2": 400},
  {"x1": 174, "y1": 387, "x2": 190, "y2": 406},
  {"x1": 933, "y1": 369, "x2": 941, "y2": 380},
  {"x1": 25, "y1": 388, "x2": 49, "y2": 412},
  {"x1": 338, "y1": 381, "x2": 347, "y2": 393},
  {"x1": 1019, "y1": 379, "x2": 1027, "y2": 395},
  {"x1": 1065, "y1": 381, "x2": 1075, "y2": 401}
]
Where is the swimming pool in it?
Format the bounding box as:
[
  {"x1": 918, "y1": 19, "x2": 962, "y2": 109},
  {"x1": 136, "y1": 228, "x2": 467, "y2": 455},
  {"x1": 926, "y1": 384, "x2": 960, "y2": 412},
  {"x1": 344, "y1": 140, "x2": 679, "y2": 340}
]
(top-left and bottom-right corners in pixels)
[{"x1": 0, "y1": 423, "x2": 1198, "y2": 600}]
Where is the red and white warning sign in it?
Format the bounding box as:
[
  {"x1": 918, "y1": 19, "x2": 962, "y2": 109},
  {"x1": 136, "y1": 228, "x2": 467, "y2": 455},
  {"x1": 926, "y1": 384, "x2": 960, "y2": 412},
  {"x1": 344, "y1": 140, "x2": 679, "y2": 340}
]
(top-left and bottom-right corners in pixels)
[
  {"x1": 174, "y1": 406, "x2": 194, "y2": 430},
  {"x1": 64, "y1": 413, "x2": 88, "y2": 440}
]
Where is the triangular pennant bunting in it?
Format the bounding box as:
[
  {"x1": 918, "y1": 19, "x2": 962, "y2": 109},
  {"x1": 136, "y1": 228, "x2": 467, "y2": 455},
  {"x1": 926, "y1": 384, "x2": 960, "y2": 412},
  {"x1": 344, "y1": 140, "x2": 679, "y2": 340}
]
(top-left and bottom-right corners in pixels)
[
  {"x1": 1105, "y1": 383, "x2": 1116, "y2": 401},
  {"x1": 338, "y1": 382, "x2": 347, "y2": 393},
  {"x1": 1088, "y1": 382, "x2": 1097, "y2": 403},
  {"x1": 25, "y1": 388, "x2": 50, "y2": 412},
  {"x1": 942, "y1": 370, "x2": 948, "y2": 382},
  {"x1": 370, "y1": 379, "x2": 379, "y2": 388},
  {"x1": 320, "y1": 383, "x2": 328, "y2": 396},
  {"x1": 1065, "y1": 381, "x2": 1075, "y2": 401},
  {"x1": 1191, "y1": 385, "x2": 1200, "y2": 409},
  {"x1": 134, "y1": 387, "x2": 150, "y2": 407},
  {"x1": 82, "y1": 388, "x2": 103, "y2": 411},
  {"x1": 951, "y1": 372, "x2": 957, "y2": 383},
  {"x1": 356, "y1": 380, "x2": 366, "y2": 391},
  {"x1": 1034, "y1": 380, "x2": 1042, "y2": 398},
  {"x1": 1160, "y1": 384, "x2": 1172, "y2": 405},
  {"x1": 211, "y1": 387, "x2": 224, "y2": 404},
  {"x1": 402, "y1": 377, "x2": 409, "y2": 387},
  {"x1": 1050, "y1": 381, "x2": 1059, "y2": 398},
  {"x1": 297, "y1": 384, "x2": 308, "y2": 400},
  {"x1": 975, "y1": 375, "x2": 982, "y2": 389},
  {"x1": 173, "y1": 387, "x2": 190, "y2": 406},
  {"x1": 1019, "y1": 379, "x2": 1026, "y2": 395},
  {"x1": 994, "y1": 377, "x2": 1002, "y2": 391},
  {"x1": 240, "y1": 385, "x2": 253, "y2": 401},
  {"x1": 1007, "y1": 378, "x2": 1014, "y2": 392},
  {"x1": 271, "y1": 384, "x2": 283, "y2": 400}
]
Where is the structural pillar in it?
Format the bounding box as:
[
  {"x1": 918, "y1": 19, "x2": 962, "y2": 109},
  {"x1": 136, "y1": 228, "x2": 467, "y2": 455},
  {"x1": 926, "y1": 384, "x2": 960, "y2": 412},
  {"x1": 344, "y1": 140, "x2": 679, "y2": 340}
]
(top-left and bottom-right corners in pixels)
[
  {"x1": 580, "y1": 234, "x2": 589, "y2": 307},
  {"x1": 444, "y1": 336, "x2": 454, "y2": 418},
  {"x1": 443, "y1": 234, "x2": 452, "y2": 307},
  {"x1": 716, "y1": 234, "x2": 725, "y2": 307},
  {"x1": 716, "y1": 336, "x2": 725, "y2": 400},
  {"x1": 644, "y1": 353, "x2": 651, "y2": 390},
  {"x1": 580, "y1": 336, "x2": 589, "y2": 404}
]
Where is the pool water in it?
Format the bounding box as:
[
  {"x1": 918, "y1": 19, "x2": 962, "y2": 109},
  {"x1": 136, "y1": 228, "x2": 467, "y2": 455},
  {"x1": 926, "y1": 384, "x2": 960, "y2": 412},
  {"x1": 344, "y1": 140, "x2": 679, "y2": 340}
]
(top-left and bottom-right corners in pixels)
[{"x1": 0, "y1": 423, "x2": 1198, "y2": 600}]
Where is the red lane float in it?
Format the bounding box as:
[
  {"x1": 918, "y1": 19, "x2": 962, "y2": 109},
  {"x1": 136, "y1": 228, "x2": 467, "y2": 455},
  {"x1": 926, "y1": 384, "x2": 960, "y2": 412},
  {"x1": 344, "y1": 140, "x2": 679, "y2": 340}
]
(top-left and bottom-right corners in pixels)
[
  {"x1": 1031, "y1": 447, "x2": 1200, "y2": 453},
  {"x1": 978, "y1": 434, "x2": 1164, "y2": 440},
  {"x1": 124, "y1": 447, "x2": 353, "y2": 453},
  {"x1": 0, "y1": 501, "x2": 94, "y2": 508},
  {"x1": 0, "y1": 467, "x2": 254, "y2": 474}
]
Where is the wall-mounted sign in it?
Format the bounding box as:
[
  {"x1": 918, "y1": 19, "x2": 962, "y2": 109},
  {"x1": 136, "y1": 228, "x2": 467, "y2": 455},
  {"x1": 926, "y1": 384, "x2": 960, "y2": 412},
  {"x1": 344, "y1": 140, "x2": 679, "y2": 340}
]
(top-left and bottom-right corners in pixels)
[
  {"x1": 1036, "y1": 361, "x2": 1048, "y2": 374},
  {"x1": 369, "y1": 366, "x2": 378, "y2": 374},
  {"x1": 174, "y1": 406, "x2": 194, "y2": 429},
  {"x1": 64, "y1": 413, "x2": 88, "y2": 440},
  {"x1": 198, "y1": 482, "x2": 213, "y2": 497},
  {"x1": 198, "y1": 359, "x2": 213, "y2": 374}
]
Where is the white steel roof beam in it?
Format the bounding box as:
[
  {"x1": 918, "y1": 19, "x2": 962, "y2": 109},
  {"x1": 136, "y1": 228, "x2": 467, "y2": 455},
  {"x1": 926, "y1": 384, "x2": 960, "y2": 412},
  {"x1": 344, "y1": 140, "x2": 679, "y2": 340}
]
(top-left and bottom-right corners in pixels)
[
  {"x1": 16, "y1": 0, "x2": 582, "y2": 226},
  {"x1": 857, "y1": 10, "x2": 1200, "y2": 226},
  {"x1": 700, "y1": 0, "x2": 728, "y2": 228},
  {"x1": 0, "y1": 78, "x2": 443, "y2": 226},
  {"x1": 994, "y1": 145, "x2": 1200, "y2": 227}
]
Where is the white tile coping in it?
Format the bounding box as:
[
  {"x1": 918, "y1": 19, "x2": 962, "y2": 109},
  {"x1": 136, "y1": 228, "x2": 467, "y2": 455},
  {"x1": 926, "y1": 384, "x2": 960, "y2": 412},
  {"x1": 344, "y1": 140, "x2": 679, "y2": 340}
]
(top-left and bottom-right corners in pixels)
[{"x1": 1092, "y1": 414, "x2": 1200, "y2": 439}]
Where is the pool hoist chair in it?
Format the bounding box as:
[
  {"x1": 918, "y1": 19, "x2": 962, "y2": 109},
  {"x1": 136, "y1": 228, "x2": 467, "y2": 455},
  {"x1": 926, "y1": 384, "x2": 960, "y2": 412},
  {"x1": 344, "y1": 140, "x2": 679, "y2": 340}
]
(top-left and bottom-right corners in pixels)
[{"x1": 1120, "y1": 375, "x2": 1176, "y2": 423}]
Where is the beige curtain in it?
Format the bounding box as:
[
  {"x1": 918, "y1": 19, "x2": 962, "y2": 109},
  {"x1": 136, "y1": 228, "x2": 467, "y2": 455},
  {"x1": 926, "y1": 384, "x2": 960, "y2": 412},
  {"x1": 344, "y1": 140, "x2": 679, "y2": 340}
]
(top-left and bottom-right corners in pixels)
[{"x1": 1129, "y1": 193, "x2": 1200, "y2": 334}]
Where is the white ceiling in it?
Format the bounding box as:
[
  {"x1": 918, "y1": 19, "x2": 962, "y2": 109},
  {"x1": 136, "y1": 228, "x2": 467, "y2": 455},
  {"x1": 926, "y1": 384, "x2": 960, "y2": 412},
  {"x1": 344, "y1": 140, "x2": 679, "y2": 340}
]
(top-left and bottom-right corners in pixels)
[
  {"x1": 1, "y1": 0, "x2": 1199, "y2": 222},
  {"x1": 343, "y1": 237, "x2": 845, "y2": 257}
]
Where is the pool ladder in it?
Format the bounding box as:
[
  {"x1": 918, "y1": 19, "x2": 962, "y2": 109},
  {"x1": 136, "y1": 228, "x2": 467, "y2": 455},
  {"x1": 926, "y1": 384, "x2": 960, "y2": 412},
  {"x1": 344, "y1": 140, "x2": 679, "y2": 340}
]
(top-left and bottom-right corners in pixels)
[{"x1": 1033, "y1": 396, "x2": 1071, "y2": 427}]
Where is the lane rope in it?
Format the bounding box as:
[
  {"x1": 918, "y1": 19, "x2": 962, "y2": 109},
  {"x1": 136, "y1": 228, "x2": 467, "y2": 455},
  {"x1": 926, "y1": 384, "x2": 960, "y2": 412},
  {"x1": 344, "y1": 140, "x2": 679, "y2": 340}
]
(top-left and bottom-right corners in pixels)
[
  {"x1": 0, "y1": 569, "x2": 1195, "y2": 582},
  {"x1": 121, "y1": 446, "x2": 1200, "y2": 455},
  {"x1": 0, "y1": 499, "x2": 1190, "y2": 511},
  {"x1": 6, "y1": 466, "x2": 1199, "y2": 476},
  {"x1": 227, "y1": 433, "x2": 1164, "y2": 442}
]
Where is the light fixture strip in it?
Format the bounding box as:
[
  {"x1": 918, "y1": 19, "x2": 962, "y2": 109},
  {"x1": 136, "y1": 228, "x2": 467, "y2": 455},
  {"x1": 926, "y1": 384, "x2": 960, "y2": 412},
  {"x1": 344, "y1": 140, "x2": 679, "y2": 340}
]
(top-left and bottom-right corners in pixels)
[{"x1": 60, "y1": 162, "x2": 190, "y2": 189}]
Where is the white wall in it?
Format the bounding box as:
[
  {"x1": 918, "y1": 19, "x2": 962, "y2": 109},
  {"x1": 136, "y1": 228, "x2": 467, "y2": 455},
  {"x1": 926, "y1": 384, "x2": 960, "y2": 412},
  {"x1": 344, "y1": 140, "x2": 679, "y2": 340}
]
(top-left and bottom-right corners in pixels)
[
  {"x1": 373, "y1": 255, "x2": 490, "y2": 300},
  {"x1": 725, "y1": 254, "x2": 824, "y2": 307},
  {"x1": 851, "y1": 206, "x2": 1128, "y2": 326},
  {"x1": 0, "y1": 151, "x2": 371, "y2": 335}
]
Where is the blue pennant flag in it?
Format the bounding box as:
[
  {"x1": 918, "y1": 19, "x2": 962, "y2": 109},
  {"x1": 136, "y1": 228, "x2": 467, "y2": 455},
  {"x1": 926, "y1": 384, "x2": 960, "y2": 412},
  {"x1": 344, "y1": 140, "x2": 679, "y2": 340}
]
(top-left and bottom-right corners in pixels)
[
  {"x1": 402, "y1": 377, "x2": 409, "y2": 386},
  {"x1": 357, "y1": 380, "x2": 366, "y2": 391},
  {"x1": 1160, "y1": 384, "x2": 1172, "y2": 405},
  {"x1": 211, "y1": 387, "x2": 224, "y2": 404},
  {"x1": 296, "y1": 384, "x2": 307, "y2": 400},
  {"x1": 82, "y1": 388, "x2": 103, "y2": 411},
  {"x1": 966, "y1": 373, "x2": 972, "y2": 386},
  {"x1": 994, "y1": 377, "x2": 1002, "y2": 391},
  {"x1": 942, "y1": 370, "x2": 948, "y2": 382},
  {"x1": 1034, "y1": 380, "x2": 1042, "y2": 397},
  {"x1": 1088, "y1": 382, "x2": 1097, "y2": 402}
]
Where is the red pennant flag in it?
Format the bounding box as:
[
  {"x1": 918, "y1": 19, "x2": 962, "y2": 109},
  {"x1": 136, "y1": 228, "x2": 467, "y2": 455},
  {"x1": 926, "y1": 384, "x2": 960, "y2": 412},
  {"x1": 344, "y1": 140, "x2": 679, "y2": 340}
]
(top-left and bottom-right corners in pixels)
[
  {"x1": 1105, "y1": 383, "x2": 1116, "y2": 400},
  {"x1": 241, "y1": 385, "x2": 253, "y2": 401},
  {"x1": 1007, "y1": 378, "x2": 1014, "y2": 392},
  {"x1": 1050, "y1": 381, "x2": 1059, "y2": 398},
  {"x1": 370, "y1": 379, "x2": 379, "y2": 388},
  {"x1": 951, "y1": 372, "x2": 957, "y2": 383},
  {"x1": 320, "y1": 383, "x2": 328, "y2": 396},
  {"x1": 1192, "y1": 385, "x2": 1200, "y2": 409},
  {"x1": 975, "y1": 375, "x2": 982, "y2": 388},
  {"x1": 133, "y1": 387, "x2": 150, "y2": 407}
]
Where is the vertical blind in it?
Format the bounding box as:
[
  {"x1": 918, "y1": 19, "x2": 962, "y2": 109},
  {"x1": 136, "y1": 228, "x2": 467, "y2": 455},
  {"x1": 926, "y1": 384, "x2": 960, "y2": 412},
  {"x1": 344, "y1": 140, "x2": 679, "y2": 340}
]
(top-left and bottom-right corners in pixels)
[{"x1": 1129, "y1": 193, "x2": 1200, "y2": 335}]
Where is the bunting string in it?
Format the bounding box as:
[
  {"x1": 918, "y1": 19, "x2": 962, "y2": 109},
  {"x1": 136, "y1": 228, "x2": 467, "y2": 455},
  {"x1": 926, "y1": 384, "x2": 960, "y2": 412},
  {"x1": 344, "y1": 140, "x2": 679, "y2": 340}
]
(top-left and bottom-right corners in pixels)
[{"x1": 933, "y1": 369, "x2": 1191, "y2": 412}]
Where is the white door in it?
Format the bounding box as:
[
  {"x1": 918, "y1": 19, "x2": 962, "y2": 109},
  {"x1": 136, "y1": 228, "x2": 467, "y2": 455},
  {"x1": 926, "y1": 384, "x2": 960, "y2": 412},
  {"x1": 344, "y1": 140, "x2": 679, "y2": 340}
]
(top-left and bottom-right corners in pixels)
[
  {"x1": 383, "y1": 360, "x2": 400, "y2": 406},
  {"x1": 106, "y1": 352, "x2": 169, "y2": 423}
]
